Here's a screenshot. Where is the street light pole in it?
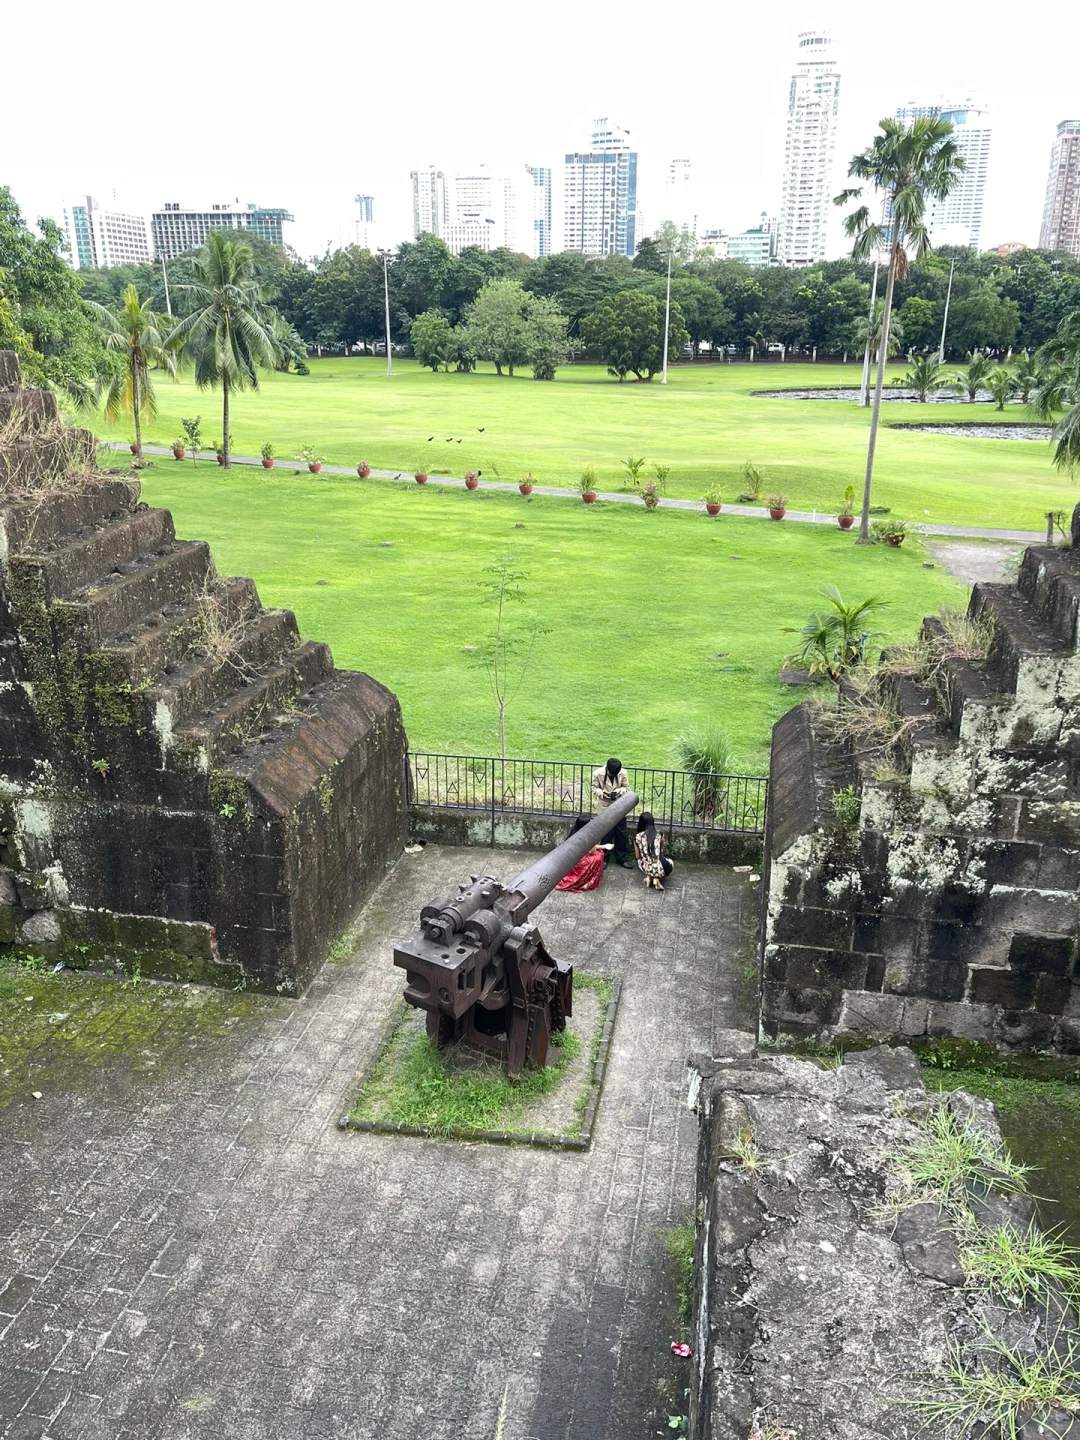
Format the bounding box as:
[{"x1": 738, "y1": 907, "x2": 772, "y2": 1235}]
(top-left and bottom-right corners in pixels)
[
  {"x1": 661, "y1": 244, "x2": 673, "y2": 385},
  {"x1": 938, "y1": 258, "x2": 955, "y2": 365},
  {"x1": 382, "y1": 252, "x2": 393, "y2": 377}
]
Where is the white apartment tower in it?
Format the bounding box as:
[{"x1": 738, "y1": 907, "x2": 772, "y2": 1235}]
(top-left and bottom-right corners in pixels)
[
  {"x1": 63, "y1": 195, "x2": 151, "y2": 269},
  {"x1": 445, "y1": 168, "x2": 517, "y2": 254},
  {"x1": 353, "y1": 194, "x2": 376, "y2": 249},
  {"x1": 1040, "y1": 120, "x2": 1080, "y2": 259},
  {"x1": 896, "y1": 98, "x2": 991, "y2": 249},
  {"x1": 664, "y1": 159, "x2": 696, "y2": 236},
  {"x1": 411, "y1": 167, "x2": 449, "y2": 240},
  {"x1": 526, "y1": 165, "x2": 553, "y2": 257},
  {"x1": 563, "y1": 118, "x2": 639, "y2": 258},
  {"x1": 777, "y1": 31, "x2": 841, "y2": 267}
]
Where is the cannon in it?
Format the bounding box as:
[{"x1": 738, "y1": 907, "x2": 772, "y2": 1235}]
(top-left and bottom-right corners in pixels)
[{"x1": 393, "y1": 790, "x2": 638, "y2": 1077}]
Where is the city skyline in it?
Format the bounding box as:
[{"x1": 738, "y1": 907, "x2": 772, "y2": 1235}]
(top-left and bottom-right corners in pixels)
[
  {"x1": 1040, "y1": 120, "x2": 1080, "y2": 259},
  {"x1": 778, "y1": 31, "x2": 842, "y2": 266}
]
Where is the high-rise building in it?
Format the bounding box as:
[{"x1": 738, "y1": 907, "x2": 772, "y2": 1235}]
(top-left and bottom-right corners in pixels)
[
  {"x1": 353, "y1": 194, "x2": 376, "y2": 249},
  {"x1": 563, "y1": 118, "x2": 638, "y2": 258},
  {"x1": 449, "y1": 168, "x2": 516, "y2": 253},
  {"x1": 777, "y1": 31, "x2": 841, "y2": 267},
  {"x1": 410, "y1": 167, "x2": 449, "y2": 240},
  {"x1": 1040, "y1": 120, "x2": 1080, "y2": 258},
  {"x1": 728, "y1": 214, "x2": 779, "y2": 267},
  {"x1": 526, "y1": 165, "x2": 553, "y2": 257},
  {"x1": 664, "y1": 159, "x2": 696, "y2": 236},
  {"x1": 895, "y1": 98, "x2": 991, "y2": 249},
  {"x1": 63, "y1": 195, "x2": 151, "y2": 269},
  {"x1": 151, "y1": 202, "x2": 293, "y2": 260}
]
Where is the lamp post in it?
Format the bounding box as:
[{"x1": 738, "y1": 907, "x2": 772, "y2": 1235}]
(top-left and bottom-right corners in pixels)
[
  {"x1": 938, "y1": 258, "x2": 955, "y2": 365},
  {"x1": 661, "y1": 243, "x2": 673, "y2": 385},
  {"x1": 382, "y1": 251, "x2": 393, "y2": 377}
]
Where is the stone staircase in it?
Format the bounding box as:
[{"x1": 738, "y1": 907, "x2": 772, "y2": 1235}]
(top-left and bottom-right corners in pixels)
[
  {"x1": 0, "y1": 351, "x2": 406, "y2": 991},
  {"x1": 762, "y1": 509, "x2": 1080, "y2": 1053}
]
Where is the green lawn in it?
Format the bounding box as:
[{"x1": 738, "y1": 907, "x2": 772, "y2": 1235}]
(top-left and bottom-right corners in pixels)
[
  {"x1": 135, "y1": 461, "x2": 965, "y2": 770},
  {"x1": 99, "y1": 357, "x2": 1075, "y2": 532}
]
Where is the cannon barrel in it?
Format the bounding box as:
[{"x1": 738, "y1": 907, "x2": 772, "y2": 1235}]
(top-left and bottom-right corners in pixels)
[{"x1": 507, "y1": 789, "x2": 639, "y2": 919}]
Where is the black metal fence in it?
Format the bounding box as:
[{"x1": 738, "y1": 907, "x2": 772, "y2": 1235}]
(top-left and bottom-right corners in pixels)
[{"x1": 406, "y1": 752, "x2": 768, "y2": 835}]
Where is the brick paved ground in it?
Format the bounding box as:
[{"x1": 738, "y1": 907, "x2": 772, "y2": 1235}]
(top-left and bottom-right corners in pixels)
[{"x1": 0, "y1": 847, "x2": 755, "y2": 1440}]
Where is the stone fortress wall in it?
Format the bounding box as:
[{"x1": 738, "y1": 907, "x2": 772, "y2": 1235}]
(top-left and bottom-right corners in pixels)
[{"x1": 0, "y1": 350, "x2": 406, "y2": 993}]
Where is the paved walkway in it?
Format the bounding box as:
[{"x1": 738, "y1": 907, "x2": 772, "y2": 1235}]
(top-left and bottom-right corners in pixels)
[
  {"x1": 117, "y1": 447, "x2": 1047, "y2": 544},
  {"x1": 0, "y1": 847, "x2": 755, "y2": 1440}
]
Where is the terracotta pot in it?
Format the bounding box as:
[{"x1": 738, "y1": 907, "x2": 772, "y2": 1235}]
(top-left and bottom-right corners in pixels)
[
  {"x1": 262, "y1": 458, "x2": 274, "y2": 469},
  {"x1": 357, "y1": 463, "x2": 371, "y2": 478},
  {"x1": 129, "y1": 443, "x2": 139, "y2": 455},
  {"x1": 172, "y1": 448, "x2": 185, "y2": 460},
  {"x1": 216, "y1": 455, "x2": 226, "y2": 465},
  {"x1": 581, "y1": 491, "x2": 598, "y2": 504},
  {"x1": 706, "y1": 502, "x2": 721, "y2": 516},
  {"x1": 769, "y1": 508, "x2": 786, "y2": 520},
  {"x1": 838, "y1": 514, "x2": 854, "y2": 529},
  {"x1": 414, "y1": 473, "x2": 428, "y2": 484},
  {"x1": 885, "y1": 533, "x2": 904, "y2": 546},
  {"x1": 643, "y1": 497, "x2": 659, "y2": 510},
  {"x1": 519, "y1": 483, "x2": 533, "y2": 495},
  {"x1": 465, "y1": 477, "x2": 479, "y2": 490},
  {"x1": 308, "y1": 463, "x2": 321, "y2": 474}
]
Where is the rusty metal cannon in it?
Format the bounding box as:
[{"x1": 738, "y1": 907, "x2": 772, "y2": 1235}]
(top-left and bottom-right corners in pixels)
[{"x1": 393, "y1": 790, "x2": 638, "y2": 1076}]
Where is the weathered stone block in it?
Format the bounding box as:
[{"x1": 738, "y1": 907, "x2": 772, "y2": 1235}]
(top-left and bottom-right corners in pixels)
[
  {"x1": 968, "y1": 965, "x2": 1036, "y2": 1009},
  {"x1": 1008, "y1": 932, "x2": 1076, "y2": 976},
  {"x1": 0, "y1": 903, "x2": 19, "y2": 941},
  {"x1": 1034, "y1": 973, "x2": 1073, "y2": 1012},
  {"x1": 1037, "y1": 845, "x2": 1080, "y2": 890},
  {"x1": 927, "y1": 1001, "x2": 997, "y2": 1042},
  {"x1": 769, "y1": 943, "x2": 871, "y2": 992},
  {"x1": 770, "y1": 904, "x2": 854, "y2": 951}
]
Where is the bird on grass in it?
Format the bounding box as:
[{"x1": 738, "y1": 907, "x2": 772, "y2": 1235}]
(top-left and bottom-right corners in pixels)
[
  {"x1": 445, "y1": 437, "x2": 454, "y2": 442},
  {"x1": 456, "y1": 438, "x2": 462, "y2": 443},
  {"x1": 477, "y1": 427, "x2": 485, "y2": 432},
  {"x1": 427, "y1": 436, "x2": 434, "y2": 441}
]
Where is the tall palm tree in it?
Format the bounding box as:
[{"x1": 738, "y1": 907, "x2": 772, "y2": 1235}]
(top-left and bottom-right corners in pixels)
[
  {"x1": 835, "y1": 117, "x2": 965, "y2": 542},
  {"x1": 169, "y1": 232, "x2": 277, "y2": 468},
  {"x1": 269, "y1": 313, "x2": 308, "y2": 373},
  {"x1": 1029, "y1": 310, "x2": 1080, "y2": 474},
  {"x1": 88, "y1": 285, "x2": 177, "y2": 456}
]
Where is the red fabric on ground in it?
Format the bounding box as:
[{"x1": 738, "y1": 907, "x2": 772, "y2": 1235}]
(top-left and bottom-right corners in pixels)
[{"x1": 554, "y1": 847, "x2": 605, "y2": 892}]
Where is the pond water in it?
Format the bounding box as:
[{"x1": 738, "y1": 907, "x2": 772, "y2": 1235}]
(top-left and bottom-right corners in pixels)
[
  {"x1": 888, "y1": 423, "x2": 1052, "y2": 441},
  {"x1": 753, "y1": 387, "x2": 1005, "y2": 404}
]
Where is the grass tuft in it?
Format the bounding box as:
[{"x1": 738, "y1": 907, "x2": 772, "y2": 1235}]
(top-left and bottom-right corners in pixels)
[
  {"x1": 894, "y1": 1103, "x2": 1033, "y2": 1207},
  {"x1": 957, "y1": 1220, "x2": 1080, "y2": 1306},
  {"x1": 910, "y1": 1332, "x2": 1080, "y2": 1440},
  {"x1": 663, "y1": 1223, "x2": 696, "y2": 1327}
]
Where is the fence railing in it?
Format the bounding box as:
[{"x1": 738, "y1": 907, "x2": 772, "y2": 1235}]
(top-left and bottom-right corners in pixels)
[{"x1": 406, "y1": 752, "x2": 768, "y2": 835}]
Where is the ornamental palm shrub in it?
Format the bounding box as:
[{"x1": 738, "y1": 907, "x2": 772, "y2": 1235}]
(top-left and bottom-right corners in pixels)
[
  {"x1": 986, "y1": 365, "x2": 1019, "y2": 411},
  {"x1": 901, "y1": 353, "x2": 948, "y2": 402},
  {"x1": 952, "y1": 350, "x2": 994, "y2": 402},
  {"x1": 673, "y1": 723, "x2": 736, "y2": 821},
  {"x1": 1029, "y1": 309, "x2": 1080, "y2": 475}
]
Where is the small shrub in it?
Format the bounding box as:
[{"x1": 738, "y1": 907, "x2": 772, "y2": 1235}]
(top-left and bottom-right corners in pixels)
[
  {"x1": 702, "y1": 483, "x2": 723, "y2": 505},
  {"x1": 623, "y1": 455, "x2": 647, "y2": 490},
  {"x1": 831, "y1": 785, "x2": 861, "y2": 829},
  {"x1": 653, "y1": 463, "x2": 671, "y2": 494},
  {"x1": 766, "y1": 493, "x2": 787, "y2": 511},
  {"x1": 641, "y1": 480, "x2": 660, "y2": 509},
  {"x1": 261, "y1": 441, "x2": 275, "y2": 461},
  {"x1": 871, "y1": 517, "x2": 914, "y2": 545},
  {"x1": 579, "y1": 464, "x2": 597, "y2": 494},
  {"x1": 674, "y1": 723, "x2": 736, "y2": 822},
  {"x1": 296, "y1": 445, "x2": 323, "y2": 467},
  {"x1": 739, "y1": 460, "x2": 764, "y2": 502},
  {"x1": 838, "y1": 484, "x2": 856, "y2": 519}
]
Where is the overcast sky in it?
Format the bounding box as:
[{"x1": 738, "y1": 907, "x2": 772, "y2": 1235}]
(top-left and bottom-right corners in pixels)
[{"x1": 6, "y1": 0, "x2": 1078, "y2": 263}]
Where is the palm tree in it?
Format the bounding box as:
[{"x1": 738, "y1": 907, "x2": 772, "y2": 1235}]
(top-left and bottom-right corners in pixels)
[
  {"x1": 986, "y1": 366, "x2": 1019, "y2": 411},
  {"x1": 1029, "y1": 310, "x2": 1080, "y2": 474},
  {"x1": 745, "y1": 324, "x2": 769, "y2": 362},
  {"x1": 899, "y1": 354, "x2": 948, "y2": 403},
  {"x1": 951, "y1": 351, "x2": 994, "y2": 402},
  {"x1": 169, "y1": 232, "x2": 277, "y2": 469},
  {"x1": 1012, "y1": 351, "x2": 1040, "y2": 404},
  {"x1": 269, "y1": 313, "x2": 308, "y2": 373},
  {"x1": 835, "y1": 117, "x2": 965, "y2": 542},
  {"x1": 785, "y1": 586, "x2": 889, "y2": 682},
  {"x1": 88, "y1": 285, "x2": 177, "y2": 456}
]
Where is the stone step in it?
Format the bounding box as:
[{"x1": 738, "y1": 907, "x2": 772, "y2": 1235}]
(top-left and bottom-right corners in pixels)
[
  {"x1": 34, "y1": 507, "x2": 175, "y2": 600},
  {"x1": 0, "y1": 388, "x2": 58, "y2": 432},
  {"x1": 0, "y1": 429, "x2": 96, "y2": 491},
  {"x1": 147, "y1": 608, "x2": 301, "y2": 737},
  {"x1": 1017, "y1": 545, "x2": 1080, "y2": 649},
  {"x1": 0, "y1": 479, "x2": 139, "y2": 558},
  {"x1": 98, "y1": 577, "x2": 260, "y2": 684},
  {"x1": 66, "y1": 541, "x2": 214, "y2": 647},
  {"x1": 970, "y1": 583, "x2": 1071, "y2": 695},
  {"x1": 175, "y1": 640, "x2": 334, "y2": 769}
]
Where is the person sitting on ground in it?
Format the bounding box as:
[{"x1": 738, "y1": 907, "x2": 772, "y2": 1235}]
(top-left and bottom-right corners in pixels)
[
  {"x1": 591, "y1": 756, "x2": 632, "y2": 868},
  {"x1": 554, "y1": 816, "x2": 610, "y2": 892},
  {"x1": 634, "y1": 812, "x2": 674, "y2": 890}
]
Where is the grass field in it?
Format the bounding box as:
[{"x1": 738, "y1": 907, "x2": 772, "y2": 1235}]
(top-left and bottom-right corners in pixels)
[
  {"x1": 98, "y1": 357, "x2": 1076, "y2": 531},
  {"x1": 135, "y1": 460, "x2": 965, "y2": 770}
]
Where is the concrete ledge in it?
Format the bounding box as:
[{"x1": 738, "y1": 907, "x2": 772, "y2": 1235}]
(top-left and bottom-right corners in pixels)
[{"x1": 408, "y1": 805, "x2": 762, "y2": 866}]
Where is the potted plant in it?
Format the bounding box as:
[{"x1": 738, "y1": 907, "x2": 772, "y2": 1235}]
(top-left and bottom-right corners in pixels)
[
  {"x1": 871, "y1": 518, "x2": 912, "y2": 547},
  {"x1": 641, "y1": 479, "x2": 660, "y2": 510},
  {"x1": 767, "y1": 494, "x2": 787, "y2": 520},
  {"x1": 212, "y1": 441, "x2": 225, "y2": 466},
  {"x1": 261, "y1": 441, "x2": 275, "y2": 470},
  {"x1": 464, "y1": 470, "x2": 480, "y2": 490},
  {"x1": 296, "y1": 446, "x2": 323, "y2": 474},
  {"x1": 519, "y1": 473, "x2": 535, "y2": 495},
  {"x1": 172, "y1": 438, "x2": 186, "y2": 461},
  {"x1": 129, "y1": 442, "x2": 140, "y2": 455},
  {"x1": 838, "y1": 484, "x2": 856, "y2": 529},
  {"x1": 356, "y1": 461, "x2": 371, "y2": 478},
  {"x1": 579, "y1": 465, "x2": 598, "y2": 504},
  {"x1": 702, "y1": 483, "x2": 723, "y2": 516},
  {"x1": 414, "y1": 467, "x2": 428, "y2": 484}
]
